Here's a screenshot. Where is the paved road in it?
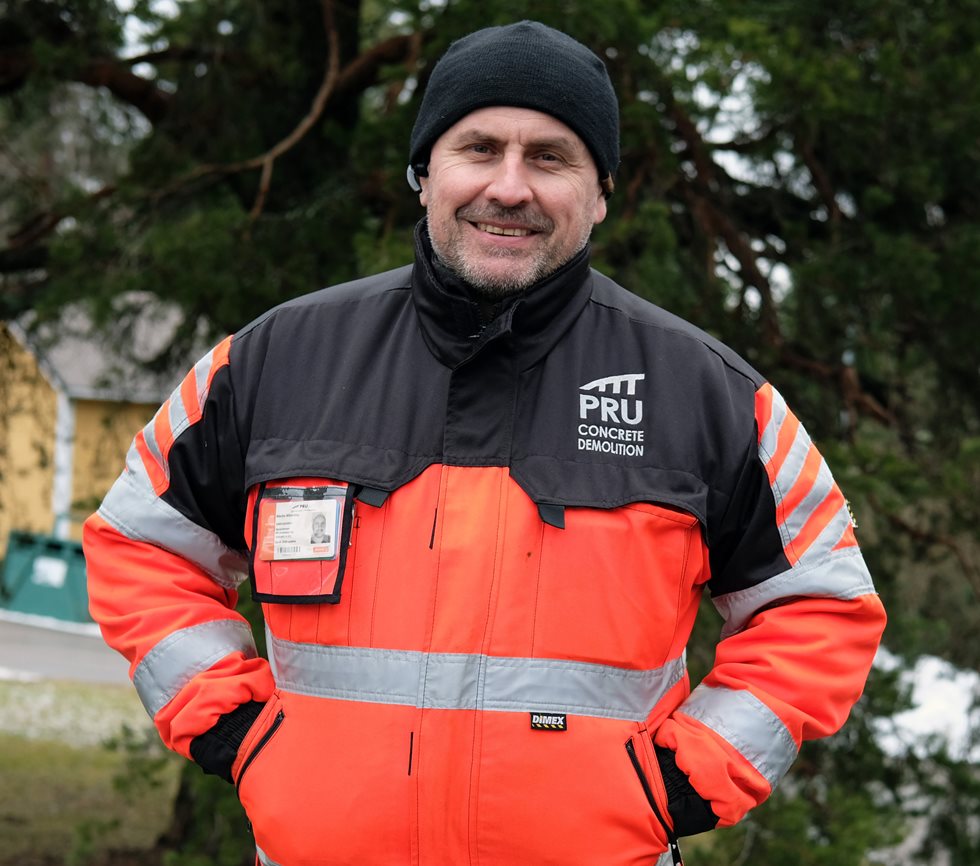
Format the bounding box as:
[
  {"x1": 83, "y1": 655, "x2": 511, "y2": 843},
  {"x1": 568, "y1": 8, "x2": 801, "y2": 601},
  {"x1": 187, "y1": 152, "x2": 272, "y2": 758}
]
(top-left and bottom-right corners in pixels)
[{"x1": 0, "y1": 614, "x2": 130, "y2": 684}]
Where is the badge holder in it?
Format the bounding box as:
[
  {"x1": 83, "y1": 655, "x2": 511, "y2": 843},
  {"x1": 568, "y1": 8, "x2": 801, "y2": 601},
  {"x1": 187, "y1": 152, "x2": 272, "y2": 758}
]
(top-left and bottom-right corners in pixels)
[{"x1": 249, "y1": 483, "x2": 355, "y2": 604}]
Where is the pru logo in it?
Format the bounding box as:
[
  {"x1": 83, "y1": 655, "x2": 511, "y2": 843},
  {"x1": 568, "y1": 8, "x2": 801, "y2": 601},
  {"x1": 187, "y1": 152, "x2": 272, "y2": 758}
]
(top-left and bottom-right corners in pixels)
[
  {"x1": 578, "y1": 374, "x2": 645, "y2": 424},
  {"x1": 577, "y1": 374, "x2": 646, "y2": 457}
]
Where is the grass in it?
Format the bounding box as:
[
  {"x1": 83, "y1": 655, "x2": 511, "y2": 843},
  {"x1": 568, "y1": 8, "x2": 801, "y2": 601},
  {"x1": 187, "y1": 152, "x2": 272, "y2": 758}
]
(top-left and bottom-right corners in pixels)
[{"x1": 0, "y1": 679, "x2": 180, "y2": 865}]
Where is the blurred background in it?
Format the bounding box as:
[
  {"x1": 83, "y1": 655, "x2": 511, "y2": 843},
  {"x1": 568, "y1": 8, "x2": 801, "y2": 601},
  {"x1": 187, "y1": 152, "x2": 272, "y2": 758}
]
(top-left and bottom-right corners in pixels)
[{"x1": 1, "y1": 0, "x2": 977, "y2": 863}]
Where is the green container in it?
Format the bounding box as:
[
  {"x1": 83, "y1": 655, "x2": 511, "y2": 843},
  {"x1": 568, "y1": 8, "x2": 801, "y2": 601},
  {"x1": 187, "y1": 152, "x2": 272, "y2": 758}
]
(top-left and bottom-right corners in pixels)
[{"x1": 0, "y1": 531, "x2": 91, "y2": 624}]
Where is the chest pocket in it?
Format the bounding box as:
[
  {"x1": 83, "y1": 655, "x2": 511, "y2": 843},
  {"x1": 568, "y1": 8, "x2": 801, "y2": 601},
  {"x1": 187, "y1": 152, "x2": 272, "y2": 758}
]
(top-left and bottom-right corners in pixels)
[
  {"x1": 527, "y1": 500, "x2": 707, "y2": 670},
  {"x1": 248, "y1": 479, "x2": 357, "y2": 604}
]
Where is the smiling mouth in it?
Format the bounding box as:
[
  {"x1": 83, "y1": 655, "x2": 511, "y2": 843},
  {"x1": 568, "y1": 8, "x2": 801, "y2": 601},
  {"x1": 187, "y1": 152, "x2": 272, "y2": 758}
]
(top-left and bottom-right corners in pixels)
[{"x1": 474, "y1": 222, "x2": 534, "y2": 237}]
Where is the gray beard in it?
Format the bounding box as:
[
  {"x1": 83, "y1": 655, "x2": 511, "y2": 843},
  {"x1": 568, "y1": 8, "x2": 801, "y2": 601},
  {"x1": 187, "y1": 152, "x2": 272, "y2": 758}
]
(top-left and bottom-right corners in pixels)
[
  {"x1": 426, "y1": 212, "x2": 592, "y2": 301},
  {"x1": 433, "y1": 256, "x2": 543, "y2": 300}
]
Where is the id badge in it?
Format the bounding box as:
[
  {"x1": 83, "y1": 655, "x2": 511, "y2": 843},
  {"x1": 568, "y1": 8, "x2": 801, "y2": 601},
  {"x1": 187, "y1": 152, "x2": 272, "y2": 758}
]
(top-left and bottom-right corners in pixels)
[{"x1": 250, "y1": 483, "x2": 355, "y2": 604}]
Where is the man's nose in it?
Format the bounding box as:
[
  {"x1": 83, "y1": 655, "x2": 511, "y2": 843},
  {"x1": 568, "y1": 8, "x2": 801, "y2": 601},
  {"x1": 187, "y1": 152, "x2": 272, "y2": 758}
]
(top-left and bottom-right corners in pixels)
[{"x1": 485, "y1": 155, "x2": 533, "y2": 206}]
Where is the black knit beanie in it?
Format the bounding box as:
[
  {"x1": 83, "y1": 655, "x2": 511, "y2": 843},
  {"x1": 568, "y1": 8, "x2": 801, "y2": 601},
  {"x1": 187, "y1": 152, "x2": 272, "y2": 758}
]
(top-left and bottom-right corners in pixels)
[{"x1": 408, "y1": 21, "x2": 620, "y2": 193}]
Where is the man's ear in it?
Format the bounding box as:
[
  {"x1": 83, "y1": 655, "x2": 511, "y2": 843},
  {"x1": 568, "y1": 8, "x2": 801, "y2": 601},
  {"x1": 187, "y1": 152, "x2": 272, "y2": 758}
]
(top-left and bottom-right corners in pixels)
[{"x1": 593, "y1": 188, "x2": 608, "y2": 225}]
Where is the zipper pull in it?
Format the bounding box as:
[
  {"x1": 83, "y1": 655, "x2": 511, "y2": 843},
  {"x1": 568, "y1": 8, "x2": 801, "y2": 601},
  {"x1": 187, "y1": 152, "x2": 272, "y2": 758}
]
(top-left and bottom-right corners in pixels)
[{"x1": 668, "y1": 837, "x2": 683, "y2": 866}]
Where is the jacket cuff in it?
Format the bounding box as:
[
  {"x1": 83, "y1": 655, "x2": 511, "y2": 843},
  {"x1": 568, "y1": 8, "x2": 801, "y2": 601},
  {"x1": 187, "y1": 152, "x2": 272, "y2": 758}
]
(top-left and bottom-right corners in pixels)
[
  {"x1": 189, "y1": 700, "x2": 265, "y2": 783},
  {"x1": 655, "y1": 744, "x2": 719, "y2": 837}
]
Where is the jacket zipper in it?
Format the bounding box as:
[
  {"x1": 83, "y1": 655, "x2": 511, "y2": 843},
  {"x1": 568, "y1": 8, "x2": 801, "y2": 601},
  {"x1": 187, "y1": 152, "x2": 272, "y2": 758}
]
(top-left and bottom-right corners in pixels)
[
  {"x1": 626, "y1": 737, "x2": 683, "y2": 866},
  {"x1": 236, "y1": 709, "x2": 285, "y2": 796}
]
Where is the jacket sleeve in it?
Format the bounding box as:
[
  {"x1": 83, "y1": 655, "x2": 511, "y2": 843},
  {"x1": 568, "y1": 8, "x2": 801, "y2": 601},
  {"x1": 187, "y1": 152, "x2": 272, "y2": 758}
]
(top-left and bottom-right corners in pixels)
[
  {"x1": 83, "y1": 335, "x2": 275, "y2": 761},
  {"x1": 654, "y1": 381, "x2": 886, "y2": 830}
]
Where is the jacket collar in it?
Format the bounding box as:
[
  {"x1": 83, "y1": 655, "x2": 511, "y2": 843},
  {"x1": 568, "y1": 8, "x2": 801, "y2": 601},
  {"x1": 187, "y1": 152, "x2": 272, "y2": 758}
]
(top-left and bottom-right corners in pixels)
[{"x1": 411, "y1": 221, "x2": 594, "y2": 370}]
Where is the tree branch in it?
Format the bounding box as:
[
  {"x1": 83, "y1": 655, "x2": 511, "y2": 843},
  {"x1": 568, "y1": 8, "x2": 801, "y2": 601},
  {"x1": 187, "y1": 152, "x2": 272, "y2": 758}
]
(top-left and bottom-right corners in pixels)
[
  {"x1": 873, "y1": 498, "x2": 980, "y2": 599},
  {"x1": 0, "y1": 40, "x2": 172, "y2": 121},
  {"x1": 0, "y1": 184, "x2": 116, "y2": 284},
  {"x1": 4, "y1": 185, "x2": 116, "y2": 250},
  {"x1": 2, "y1": 17, "x2": 422, "y2": 262},
  {"x1": 75, "y1": 57, "x2": 172, "y2": 122},
  {"x1": 121, "y1": 45, "x2": 237, "y2": 67},
  {"x1": 797, "y1": 137, "x2": 843, "y2": 223},
  {"x1": 154, "y1": 0, "x2": 362, "y2": 218},
  {"x1": 681, "y1": 184, "x2": 783, "y2": 343},
  {"x1": 656, "y1": 75, "x2": 783, "y2": 342},
  {"x1": 149, "y1": 26, "x2": 424, "y2": 212},
  {"x1": 6, "y1": 211, "x2": 63, "y2": 251},
  {"x1": 666, "y1": 101, "x2": 721, "y2": 192},
  {"x1": 332, "y1": 32, "x2": 421, "y2": 105},
  {"x1": 710, "y1": 126, "x2": 780, "y2": 155},
  {"x1": 777, "y1": 345, "x2": 897, "y2": 428}
]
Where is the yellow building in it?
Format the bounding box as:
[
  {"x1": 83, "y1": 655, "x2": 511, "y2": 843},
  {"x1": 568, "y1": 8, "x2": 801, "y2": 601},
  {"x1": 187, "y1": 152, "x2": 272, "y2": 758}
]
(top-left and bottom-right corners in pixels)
[{"x1": 0, "y1": 304, "x2": 188, "y2": 559}]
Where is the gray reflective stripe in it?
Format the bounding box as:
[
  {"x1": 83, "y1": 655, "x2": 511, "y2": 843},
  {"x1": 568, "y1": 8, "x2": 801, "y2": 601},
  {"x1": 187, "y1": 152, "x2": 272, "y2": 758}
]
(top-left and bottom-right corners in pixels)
[
  {"x1": 166, "y1": 392, "x2": 188, "y2": 455},
  {"x1": 134, "y1": 619, "x2": 256, "y2": 717},
  {"x1": 757, "y1": 387, "x2": 788, "y2": 467},
  {"x1": 140, "y1": 413, "x2": 166, "y2": 482},
  {"x1": 137, "y1": 344, "x2": 217, "y2": 486},
  {"x1": 782, "y1": 456, "x2": 832, "y2": 540},
  {"x1": 759, "y1": 386, "x2": 854, "y2": 563},
  {"x1": 255, "y1": 845, "x2": 281, "y2": 866},
  {"x1": 782, "y1": 451, "x2": 850, "y2": 564},
  {"x1": 770, "y1": 415, "x2": 810, "y2": 507},
  {"x1": 113, "y1": 344, "x2": 219, "y2": 509},
  {"x1": 758, "y1": 389, "x2": 794, "y2": 552},
  {"x1": 714, "y1": 547, "x2": 875, "y2": 638},
  {"x1": 162, "y1": 347, "x2": 216, "y2": 447},
  {"x1": 167, "y1": 364, "x2": 194, "y2": 440},
  {"x1": 98, "y1": 456, "x2": 247, "y2": 589},
  {"x1": 796, "y1": 500, "x2": 853, "y2": 566},
  {"x1": 269, "y1": 637, "x2": 686, "y2": 722},
  {"x1": 677, "y1": 684, "x2": 798, "y2": 789},
  {"x1": 191, "y1": 349, "x2": 215, "y2": 409},
  {"x1": 655, "y1": 852, "x2": 673, "y2": 866}
]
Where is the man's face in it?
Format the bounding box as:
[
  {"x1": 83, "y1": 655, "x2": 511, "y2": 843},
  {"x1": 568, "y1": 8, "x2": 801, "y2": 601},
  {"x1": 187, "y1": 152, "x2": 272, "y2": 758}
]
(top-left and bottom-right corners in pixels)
[{"x1": 419, "y1": 107, "x2": 608, "y2": 298}]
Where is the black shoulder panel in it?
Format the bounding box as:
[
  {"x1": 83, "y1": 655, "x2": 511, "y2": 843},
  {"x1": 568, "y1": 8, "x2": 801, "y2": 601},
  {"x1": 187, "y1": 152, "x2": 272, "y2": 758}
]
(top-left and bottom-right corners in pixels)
[
  {"x1": 510, "y1": 273, "x2": 761, "y2": 541},
  {"x1": 230, "y1": 266, "x2": 448, "y2": 490}
]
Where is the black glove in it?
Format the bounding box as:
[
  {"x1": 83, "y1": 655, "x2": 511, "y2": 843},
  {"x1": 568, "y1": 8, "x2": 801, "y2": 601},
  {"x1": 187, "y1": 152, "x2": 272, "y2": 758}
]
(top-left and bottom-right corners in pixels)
[
  {"x1": 655, "y1": 744, "x2": 719, "y2": 837},
  {"x1": 189, "y1": 700, "x2": 266, "y2": 783}
]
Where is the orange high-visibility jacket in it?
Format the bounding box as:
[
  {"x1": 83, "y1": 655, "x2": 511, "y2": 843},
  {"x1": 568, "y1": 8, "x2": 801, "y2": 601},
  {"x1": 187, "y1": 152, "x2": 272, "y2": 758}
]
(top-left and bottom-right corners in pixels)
[{"x1": 84, "y1": 230, "x2": 886, "y2": 866}]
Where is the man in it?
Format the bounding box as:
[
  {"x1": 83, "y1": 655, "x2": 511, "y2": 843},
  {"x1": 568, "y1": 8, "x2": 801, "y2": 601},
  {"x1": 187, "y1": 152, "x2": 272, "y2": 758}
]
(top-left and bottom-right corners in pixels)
[
  {"x1": 309, "y1": 512, "x2": 328, "y2": 545},
  {"x1": 84, "y1": 21, "x2": 886, "y2": 866}
]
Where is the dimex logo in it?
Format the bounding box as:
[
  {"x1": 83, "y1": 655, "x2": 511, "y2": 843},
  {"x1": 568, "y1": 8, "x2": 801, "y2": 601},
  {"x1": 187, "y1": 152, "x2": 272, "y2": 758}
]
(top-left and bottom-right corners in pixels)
[{"x1": 577, "y1": 374, "x2": 646, "y2": 457}]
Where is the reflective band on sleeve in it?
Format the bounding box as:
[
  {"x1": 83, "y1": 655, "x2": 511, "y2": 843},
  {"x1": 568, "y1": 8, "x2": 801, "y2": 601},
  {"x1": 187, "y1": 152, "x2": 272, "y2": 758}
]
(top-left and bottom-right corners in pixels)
[
  {"x1": 167, "y1": 389, "x2": 188, "y2": 443},
  {"x1": 131, "y1": 341, "x2": 231, "y2": 495},
  {"x1": 191, "y1": 347, "x2": 220, "y2": 413},
  {"x1": 134, "y1": 619, "x2": 257, "y2": 718},
  {"x1": 269, "y1": 637, "x2": 687, "y2": 722},
  {"x1": 677, "y1": 684, "x2": 798, "y2": 789},
  {"x1": 98, "y1": 455, "x2": 247, "y2": 589},
  {"x1": 756, "y1": 384, "x2": 857, "y2": 565},
  {"x1": 140, "y1": 414, "x2": 167, "y2": 483},
  {"x1": 713, "y1": 547, "x2": 876, "y2": 637},
  {"x1": 756, "y1": 384, "x2": 787, "y2": 467},
  {"x1": 256, "y1": 845, "x2": 282, "y2": 866}
]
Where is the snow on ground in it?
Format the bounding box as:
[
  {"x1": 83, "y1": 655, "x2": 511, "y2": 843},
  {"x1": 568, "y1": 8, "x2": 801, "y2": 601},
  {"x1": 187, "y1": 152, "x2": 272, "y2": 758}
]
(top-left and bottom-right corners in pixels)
[{"x1": 875, "y1": 648, "x2": 980, "y2": 761}]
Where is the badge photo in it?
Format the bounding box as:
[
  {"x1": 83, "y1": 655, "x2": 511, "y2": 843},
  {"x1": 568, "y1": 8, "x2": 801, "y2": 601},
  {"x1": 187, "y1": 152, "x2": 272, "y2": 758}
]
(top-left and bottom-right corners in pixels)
[{"x1": 250, "y1": 482, "x2": 355, "y2": 604}]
